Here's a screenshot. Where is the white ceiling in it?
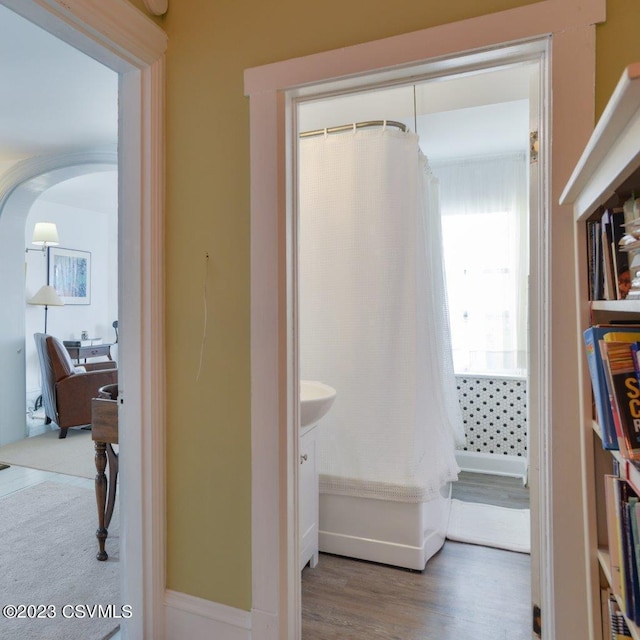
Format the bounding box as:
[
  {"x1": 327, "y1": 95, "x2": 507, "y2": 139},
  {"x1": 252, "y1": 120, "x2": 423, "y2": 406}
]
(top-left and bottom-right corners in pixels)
[
  {"x1": 3, "y1": 5, "x2": 532, "y2": 207},
  {"x1": 0, "y1": 4, "x2": 118, "y2": 211},
  {"x1": 298, "y1": 63, "x2": 534, "y2": 162}
]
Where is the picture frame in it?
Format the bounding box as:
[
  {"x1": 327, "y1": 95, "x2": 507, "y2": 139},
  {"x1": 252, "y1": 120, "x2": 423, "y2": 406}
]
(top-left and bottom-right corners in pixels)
[{"x1": 47, "y1": 247, "x2": 91, "y2": 305}]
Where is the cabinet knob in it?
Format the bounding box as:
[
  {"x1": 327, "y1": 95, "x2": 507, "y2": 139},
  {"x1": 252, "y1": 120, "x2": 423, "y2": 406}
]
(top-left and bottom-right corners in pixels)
[{"x1": 300, "y1": 453, "x2": 308, "y2": 464}]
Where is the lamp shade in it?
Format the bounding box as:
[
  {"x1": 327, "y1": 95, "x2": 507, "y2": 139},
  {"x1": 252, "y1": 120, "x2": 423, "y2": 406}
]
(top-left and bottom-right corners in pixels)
[
  {"x1": 28, "y1": 285, "x2": 64, "y2": 307},
  {"x1": 32, "y1": 222, "x2": 59, "y2": 246}
]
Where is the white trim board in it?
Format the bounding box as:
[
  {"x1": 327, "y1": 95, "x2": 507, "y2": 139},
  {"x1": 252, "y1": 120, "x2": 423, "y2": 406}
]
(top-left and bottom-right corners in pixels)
[
  {"x1": 455, "y1": 451, "x2": 528, "y2": 484},
  {"x1": 165, "y1": 591, "x2": 251, "y2": 640}
]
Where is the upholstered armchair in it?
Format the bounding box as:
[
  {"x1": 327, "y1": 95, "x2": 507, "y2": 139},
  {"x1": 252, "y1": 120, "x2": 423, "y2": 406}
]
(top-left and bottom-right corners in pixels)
[{"x1": 34, "y1": 333, "x2": 118, "y2": 439}]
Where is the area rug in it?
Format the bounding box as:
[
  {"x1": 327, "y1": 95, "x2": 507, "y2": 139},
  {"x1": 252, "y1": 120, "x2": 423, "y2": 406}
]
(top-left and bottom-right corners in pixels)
[
  {"x1": 446, "y1": 498, "x2": 531, "y2": 553},
  {"x1": 0, "y1": 429, "x2": 95, "y2": 479},
  {"x1": 0, "y1": 481, "x2": 120, "y2": 640}
]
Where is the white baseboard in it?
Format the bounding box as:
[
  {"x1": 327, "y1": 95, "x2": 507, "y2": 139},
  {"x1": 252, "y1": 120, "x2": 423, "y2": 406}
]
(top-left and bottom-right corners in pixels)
[
  {"x1": 165, "y1": 590, "x2": 252, "y2": 640},
  {"x1": 455, "y1": 450, "x2": 528, "y2": 484}
]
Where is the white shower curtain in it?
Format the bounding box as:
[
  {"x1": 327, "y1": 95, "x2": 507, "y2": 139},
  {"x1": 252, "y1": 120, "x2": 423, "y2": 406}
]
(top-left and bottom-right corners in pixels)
[{"x1": 299, "y1": 126, "x2": 463, "y2": 503}]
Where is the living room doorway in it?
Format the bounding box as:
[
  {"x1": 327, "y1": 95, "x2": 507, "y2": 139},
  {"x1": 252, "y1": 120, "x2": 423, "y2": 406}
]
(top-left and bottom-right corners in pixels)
[{"x1": 0, "y1": 1, "x2": 166, "y2": 637}]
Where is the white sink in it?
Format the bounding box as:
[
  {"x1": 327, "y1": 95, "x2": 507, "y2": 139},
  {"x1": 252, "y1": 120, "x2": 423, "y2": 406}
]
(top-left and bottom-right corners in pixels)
[{"x1": 300, "y1": 380, "x2": 336, "y2": 429}]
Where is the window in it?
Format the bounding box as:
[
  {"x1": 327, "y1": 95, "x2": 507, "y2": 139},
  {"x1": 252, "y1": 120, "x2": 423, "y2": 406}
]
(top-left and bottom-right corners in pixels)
[{"x1": 434, "y1": 153, "x2": 528, "y2": 376}]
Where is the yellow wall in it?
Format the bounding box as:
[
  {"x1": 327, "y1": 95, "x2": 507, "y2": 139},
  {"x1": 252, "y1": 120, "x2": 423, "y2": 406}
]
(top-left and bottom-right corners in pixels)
[
  {"x1": 596, "y1": 0, "x2": 640, "y2": 118},
  {"x1": 124, "y1": 0, "x2": 640, "y2": 612}
]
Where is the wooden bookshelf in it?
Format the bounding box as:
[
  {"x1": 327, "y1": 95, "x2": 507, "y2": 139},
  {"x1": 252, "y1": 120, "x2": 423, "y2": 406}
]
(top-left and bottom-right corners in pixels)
[{"x1": 561, "y1": 63, "x2": 640, "y2": 640}]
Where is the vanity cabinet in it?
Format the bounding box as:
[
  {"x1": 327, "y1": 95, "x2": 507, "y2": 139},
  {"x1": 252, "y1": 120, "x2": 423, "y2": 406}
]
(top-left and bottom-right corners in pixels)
[{"x1": 300, "y1": 423, "x2": 319, "y2": 569}]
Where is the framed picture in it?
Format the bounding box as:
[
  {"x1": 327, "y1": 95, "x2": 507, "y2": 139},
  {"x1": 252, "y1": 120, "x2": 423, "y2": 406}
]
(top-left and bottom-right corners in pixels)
[{"x1": 47, "y1": 247, "x2": 91, "y2": 305}]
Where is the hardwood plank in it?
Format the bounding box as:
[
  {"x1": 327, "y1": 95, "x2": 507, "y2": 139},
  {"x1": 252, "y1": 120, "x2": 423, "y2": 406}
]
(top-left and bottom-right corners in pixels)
[
  {"x1": 303, "y1": 543, "x2": 530, "y2": 639},
  {"x1": 451, "y1": 471, "x2": 530, "y2": 509},
  {"x1": 0, "y1": 464, "x2": 92, "y2": 498}
]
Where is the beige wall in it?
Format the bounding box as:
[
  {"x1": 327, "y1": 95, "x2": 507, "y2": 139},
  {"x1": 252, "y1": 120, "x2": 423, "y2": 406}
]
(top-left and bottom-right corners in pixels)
[{"x1": 126, "y1": 0, "x2": 640, "y2": 612}]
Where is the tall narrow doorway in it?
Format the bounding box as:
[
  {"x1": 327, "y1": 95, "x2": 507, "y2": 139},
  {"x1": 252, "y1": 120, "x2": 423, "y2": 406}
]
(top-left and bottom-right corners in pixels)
[{"x1": 295, "y1": 58, "x2": 537, "y2": 638}]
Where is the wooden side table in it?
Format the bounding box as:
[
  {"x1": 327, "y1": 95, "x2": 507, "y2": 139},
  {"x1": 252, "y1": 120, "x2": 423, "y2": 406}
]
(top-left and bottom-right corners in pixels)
[
  {"x1": 91, "y1": 392, "x2": 118, "y2": 561},
  {"x1": 65, "y1": 343, "x2": 112, "y2": 364}
]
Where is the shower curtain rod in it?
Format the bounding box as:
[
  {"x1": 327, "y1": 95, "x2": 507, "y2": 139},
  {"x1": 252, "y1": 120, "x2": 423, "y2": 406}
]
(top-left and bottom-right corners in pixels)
[{"x1": 299, "y1": 120, "x2": 408, "y2": 138}]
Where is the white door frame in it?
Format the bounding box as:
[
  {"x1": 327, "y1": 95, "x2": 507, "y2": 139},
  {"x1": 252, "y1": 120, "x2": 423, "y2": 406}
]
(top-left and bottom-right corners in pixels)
[
  {"x1": 0, "y1": 2, "x2": 167, "y2": 638},
  {"x1": 245, "y1": 2, "x2": 604, "y2": 639}
]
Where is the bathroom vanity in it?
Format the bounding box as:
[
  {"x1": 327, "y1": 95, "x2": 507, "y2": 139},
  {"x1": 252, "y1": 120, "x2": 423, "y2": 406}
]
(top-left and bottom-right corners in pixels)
[
  {"x1": 299, "y1": 380, "x2": 336, "y2": 570},
  {"x1": 299, "y1": 422, "x2": 319, "y2": 569}
]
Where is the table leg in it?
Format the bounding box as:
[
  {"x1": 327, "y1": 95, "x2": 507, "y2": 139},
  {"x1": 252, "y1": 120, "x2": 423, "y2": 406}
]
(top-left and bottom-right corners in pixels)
[
  {"x1": 104, "y1": 444, "x2": 118, "y2": 529},
  {"x1": 95, "y1": 441, "x2": 109, "y2": 561}
]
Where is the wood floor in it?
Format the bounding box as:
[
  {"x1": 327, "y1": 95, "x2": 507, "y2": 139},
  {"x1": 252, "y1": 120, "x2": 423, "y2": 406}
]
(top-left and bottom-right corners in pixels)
[
  {"x1": 0, "y1": 462, "x2": 92, "y2": 498},
  {"x1": 451, "y1": 471, "x2": 530, "y2": 509},
  {"x1": 302, "y1": 472, "x2": 531, "y2": 639}
]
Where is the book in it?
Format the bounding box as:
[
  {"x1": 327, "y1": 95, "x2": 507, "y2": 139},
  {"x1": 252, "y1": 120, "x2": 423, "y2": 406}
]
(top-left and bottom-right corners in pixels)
[
  {"x1": 622, "y1": 492, "x2": 640, "y2": 623},
  {"x1": 602, "y1": 589, "x2": 613, "y2": 640},
  {"x1": 632, "y1": 342, "x2": 640, "y2": 389},
  {"x1": 587, "y1": 218, "x2": 602, "y2": 300},
  {"x1": 600, "y1": 340, "x2": 640, "y2": 459},
  {"x1": 627, "y1": 460, "x2": 640, "y2": 496},
  {"x1": 631, "y1": 499, "x2": 640, "y2": 608},
  {"x1": 604, "y1": 332, "x2": 640, "y2": 344},
  {"x1": 608, "y1": 478, "x2": 639, "y2": 623},
  {"x1": 606, "y1": 475, "x2": 624, "y2": 599},
  {"x1": 584, "y1": 326, "x2": 640, "y2": 451},
  {"x1": 602, "y1": 210, "x2": 616, "y2": 300},
  {"x1": 611, "y1": 208, "x2": 631, "y2": 300},
  {"x1": 609, "y1": 592, "x2": 633, "y2": 639},
  {"x1": 586, "y1": 208, "x2": 633, "y2": 300},
  {"x1": 584, "y1": 326, "x2": 618, "y2": 450}
]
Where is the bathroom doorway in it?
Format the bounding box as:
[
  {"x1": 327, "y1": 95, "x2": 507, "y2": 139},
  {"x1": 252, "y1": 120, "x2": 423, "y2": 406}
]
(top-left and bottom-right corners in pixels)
[
  {"x1": 295, "y1": 58, "x2": 537, "y2": 637},
  {"x1": 245, "y1": 4, "x2": 600, "y2": 633}
]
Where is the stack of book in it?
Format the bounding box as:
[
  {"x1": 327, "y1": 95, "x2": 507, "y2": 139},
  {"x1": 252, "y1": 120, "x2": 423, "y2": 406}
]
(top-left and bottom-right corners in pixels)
[
  {"x1": 587, "y1": 207, "x2": 630, "y2": 301},
  {"x1": 605, "y1": 474, "x2": 640, "y2": 629},
  {"x1": 605, "y1": 587, "x2": 634, "y2": 639},
  {"x1": 587, "y1": 325, "x2": 640, "y2": 630},
  {"x1": 587, "y1": 198, "x2": 640, "y2": 302},
  {"x1": 584, "y1": 325, "x2": 640, "y2": 453}
]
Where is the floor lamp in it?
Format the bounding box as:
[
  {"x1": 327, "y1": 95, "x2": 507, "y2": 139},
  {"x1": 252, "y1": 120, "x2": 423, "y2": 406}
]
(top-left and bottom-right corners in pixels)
[{"x1": 28, "y1": 285, "x2": 64, "y2": 333}]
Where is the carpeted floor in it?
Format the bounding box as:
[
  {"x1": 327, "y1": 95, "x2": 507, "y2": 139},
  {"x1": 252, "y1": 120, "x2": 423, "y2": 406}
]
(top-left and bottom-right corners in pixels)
[
  {"x1": 0, "y1": 429, "x2": 96, "y2": 479},
  {"x1": 446, "y1": 498, "x2": 531, "y2": 553},
  {"x1": 0, "y1": 481, "x2": 120, "y2": 640}
]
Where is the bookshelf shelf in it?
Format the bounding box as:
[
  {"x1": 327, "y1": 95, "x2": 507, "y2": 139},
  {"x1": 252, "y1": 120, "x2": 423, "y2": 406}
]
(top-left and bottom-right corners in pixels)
[
  {"x1": 598, "y1": 547, "x2": 613, "y2": 585},
  {"x1": 562, "y1": 63, "x2": 640, "y2": 640},
  {"x1": 591, "y1": 300, "x2": 640, "y2": 313}
]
